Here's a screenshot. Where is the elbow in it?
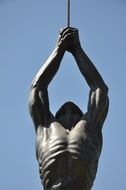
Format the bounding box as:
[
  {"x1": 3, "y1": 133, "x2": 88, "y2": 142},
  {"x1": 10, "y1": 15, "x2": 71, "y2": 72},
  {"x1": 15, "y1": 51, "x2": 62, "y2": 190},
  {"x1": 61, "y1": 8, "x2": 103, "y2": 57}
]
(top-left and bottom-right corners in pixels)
[
  {"x1": 102, "y1": 83, "x2": 109, "y2": 94},
  {"x1": 95, "y1": 84, "x2": 109, "y2": 99},
  {"x1": 92, "y1": 83, "x2": 109, "y2": 94},
  {"x1": 101, "y1": 84, "x2": 109, "y2": 100},
  {"x1": 99, "y1": 81, "x2": 109, "y2": 95},
  {"x1": 104, "y1": 84, "x2": 109, "y2": 95},
  {"x1": 28, "y1": 87, "x2": 38, "y2": 112}
]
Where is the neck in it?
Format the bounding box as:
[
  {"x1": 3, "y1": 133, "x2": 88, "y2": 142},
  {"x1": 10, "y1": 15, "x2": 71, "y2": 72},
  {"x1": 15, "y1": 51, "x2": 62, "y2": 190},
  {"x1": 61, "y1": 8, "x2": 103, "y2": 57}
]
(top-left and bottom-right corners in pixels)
[{"x1": 57, "y1": 113, "x2": 80, "y2": 130}]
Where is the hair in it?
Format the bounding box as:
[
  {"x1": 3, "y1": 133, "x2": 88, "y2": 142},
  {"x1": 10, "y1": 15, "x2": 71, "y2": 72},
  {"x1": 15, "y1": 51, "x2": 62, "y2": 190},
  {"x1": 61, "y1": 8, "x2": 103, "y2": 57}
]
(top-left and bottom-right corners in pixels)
[{"x1": 55, "y1": 101, "x2": 83, "y2": 119}]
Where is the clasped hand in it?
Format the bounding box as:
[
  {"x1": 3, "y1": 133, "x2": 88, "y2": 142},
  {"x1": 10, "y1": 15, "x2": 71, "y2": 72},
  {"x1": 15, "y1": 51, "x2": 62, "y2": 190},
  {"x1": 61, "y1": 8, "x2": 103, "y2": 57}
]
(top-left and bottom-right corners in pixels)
[{"x1": 57, "y1": 27, "x2": 81, "y2": 54}]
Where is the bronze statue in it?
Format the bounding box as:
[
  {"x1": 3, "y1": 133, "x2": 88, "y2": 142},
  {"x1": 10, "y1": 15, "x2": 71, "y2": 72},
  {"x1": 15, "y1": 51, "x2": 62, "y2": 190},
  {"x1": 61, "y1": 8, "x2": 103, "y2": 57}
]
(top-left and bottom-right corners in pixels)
[{"x1": 29, "y1": 27, "x2": 109, "y2": 190}]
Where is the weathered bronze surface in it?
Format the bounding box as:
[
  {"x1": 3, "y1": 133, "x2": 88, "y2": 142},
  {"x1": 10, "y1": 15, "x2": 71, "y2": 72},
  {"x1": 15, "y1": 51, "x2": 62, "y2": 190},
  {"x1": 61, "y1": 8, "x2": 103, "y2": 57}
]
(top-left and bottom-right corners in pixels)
[{"x1": 29, "y1": 27, "x2": 109, "y2": 190}]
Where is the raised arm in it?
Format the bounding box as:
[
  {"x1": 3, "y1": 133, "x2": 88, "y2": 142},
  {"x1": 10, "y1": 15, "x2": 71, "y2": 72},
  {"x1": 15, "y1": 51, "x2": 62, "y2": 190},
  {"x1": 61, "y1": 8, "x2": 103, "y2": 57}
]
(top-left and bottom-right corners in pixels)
[
  {"x1": 29, "y1": 32, "x2": 67, "y2": 131},
  {"x1": 63, "y1": 27, "x2": 109, "y2": 128},
  {"x1": 74, "y1": 46, "x2": 109, "y2": 128}
]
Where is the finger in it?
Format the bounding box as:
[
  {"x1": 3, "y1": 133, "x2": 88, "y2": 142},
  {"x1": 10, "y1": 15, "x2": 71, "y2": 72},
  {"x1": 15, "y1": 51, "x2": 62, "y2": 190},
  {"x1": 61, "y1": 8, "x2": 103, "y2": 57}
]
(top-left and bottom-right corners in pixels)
[
  {"x1": 59, "y1": 27, "x2": 69, "y2": 35},
  {"x1": 62, "y1": 30, "x2": 77, "y2": 40},
  {"x1": 62, "y1": 28, "x2": 78, "y2": 38},
  {"x1": 58, "y1": 27, "x2": 69, "y2": 42},
  {"x1": 62, "y1": 33, "x2": 73, "y2": 42},
  {"x1": 60, "y1": 27, "x2": 77, "y2": 36},
  {"x1": 58, "y1": 30, "x2": 72, "y2": 43}
]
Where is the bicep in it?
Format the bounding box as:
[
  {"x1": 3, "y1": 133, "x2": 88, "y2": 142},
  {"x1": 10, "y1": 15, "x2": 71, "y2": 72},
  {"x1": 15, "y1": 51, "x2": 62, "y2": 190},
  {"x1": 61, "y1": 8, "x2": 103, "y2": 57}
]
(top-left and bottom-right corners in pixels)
[
  {"x1": 87, "y1": 87, "x2": 109, "y2": 128},
  {"x1": 28, "y1": 87, "x2": 50, "y2": 130}
]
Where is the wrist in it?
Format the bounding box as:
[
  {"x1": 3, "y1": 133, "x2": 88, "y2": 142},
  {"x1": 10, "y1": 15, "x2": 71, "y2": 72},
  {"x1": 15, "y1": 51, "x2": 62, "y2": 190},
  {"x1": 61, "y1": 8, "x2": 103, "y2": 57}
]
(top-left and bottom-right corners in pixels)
[
  {"x1": 54, "y1": 44, "x2": 64, "y2": 52},
  {"x1": 52, "y1": 44, "x2": 65, "y2": 59},
  {"x1": 72, "y1": 45, "x2": 82, "y2": 56}
]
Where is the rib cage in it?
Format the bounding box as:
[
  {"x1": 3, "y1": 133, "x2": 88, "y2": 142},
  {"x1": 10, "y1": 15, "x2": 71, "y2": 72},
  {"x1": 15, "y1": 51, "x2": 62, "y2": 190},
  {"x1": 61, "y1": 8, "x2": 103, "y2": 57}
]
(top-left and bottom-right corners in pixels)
[{"x1": 37, "y1": 134, "x2": 101, "y2": 190}]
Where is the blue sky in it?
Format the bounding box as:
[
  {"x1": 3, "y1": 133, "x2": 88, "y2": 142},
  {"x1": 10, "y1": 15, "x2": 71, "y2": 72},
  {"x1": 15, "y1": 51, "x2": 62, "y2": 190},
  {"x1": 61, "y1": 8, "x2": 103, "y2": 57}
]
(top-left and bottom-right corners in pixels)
[{"x1": 0, "y1": 0, "x2": 126, "y2": 189}]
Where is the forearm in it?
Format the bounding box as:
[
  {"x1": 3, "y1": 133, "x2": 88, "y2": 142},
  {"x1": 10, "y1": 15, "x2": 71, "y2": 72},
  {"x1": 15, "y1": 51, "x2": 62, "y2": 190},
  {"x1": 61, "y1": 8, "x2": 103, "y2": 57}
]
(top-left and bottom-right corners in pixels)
[
  {"x1": 73, "y1": 47, "x2": 108, "y2": 89},
  {"x1": 32, "y1": 46, "x2": 65, "y2": 88}
]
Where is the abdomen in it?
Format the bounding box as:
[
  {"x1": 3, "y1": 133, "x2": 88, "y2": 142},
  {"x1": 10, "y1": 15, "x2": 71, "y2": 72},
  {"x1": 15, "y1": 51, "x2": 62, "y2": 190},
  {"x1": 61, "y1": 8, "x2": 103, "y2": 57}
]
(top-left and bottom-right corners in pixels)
[{"x1": 37, "y1": 135, "x2": 99, "y2": 190}]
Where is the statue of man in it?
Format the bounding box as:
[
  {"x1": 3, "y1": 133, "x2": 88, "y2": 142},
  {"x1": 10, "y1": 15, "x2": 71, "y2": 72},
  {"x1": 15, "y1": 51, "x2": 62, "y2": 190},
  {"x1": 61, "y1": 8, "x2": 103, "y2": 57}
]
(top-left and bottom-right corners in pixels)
[{"x1": 29, "y1": 27, "x2": 109, "y2": 190}]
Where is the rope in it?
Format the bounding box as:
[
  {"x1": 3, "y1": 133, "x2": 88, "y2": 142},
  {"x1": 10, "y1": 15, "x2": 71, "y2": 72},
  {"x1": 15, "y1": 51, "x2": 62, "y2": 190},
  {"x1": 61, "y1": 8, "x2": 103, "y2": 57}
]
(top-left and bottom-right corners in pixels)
[{"x1": 67, "y1": 0, "x2": 70, "y2": 27}]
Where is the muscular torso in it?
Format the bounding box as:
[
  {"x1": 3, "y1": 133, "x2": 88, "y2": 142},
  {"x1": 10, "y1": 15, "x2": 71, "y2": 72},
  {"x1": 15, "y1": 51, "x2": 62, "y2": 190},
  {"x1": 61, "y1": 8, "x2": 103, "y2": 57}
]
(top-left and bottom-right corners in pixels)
[{"x1": 36, "y1": 120, "x2": 102, "y2": 190}]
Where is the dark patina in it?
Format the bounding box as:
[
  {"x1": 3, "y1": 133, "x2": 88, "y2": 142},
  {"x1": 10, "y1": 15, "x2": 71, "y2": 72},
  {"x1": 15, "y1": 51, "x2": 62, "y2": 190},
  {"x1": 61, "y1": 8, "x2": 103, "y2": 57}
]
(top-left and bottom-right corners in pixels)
[{"x1": 29, "y1": 27, "x2": 109, "y2": 190}]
